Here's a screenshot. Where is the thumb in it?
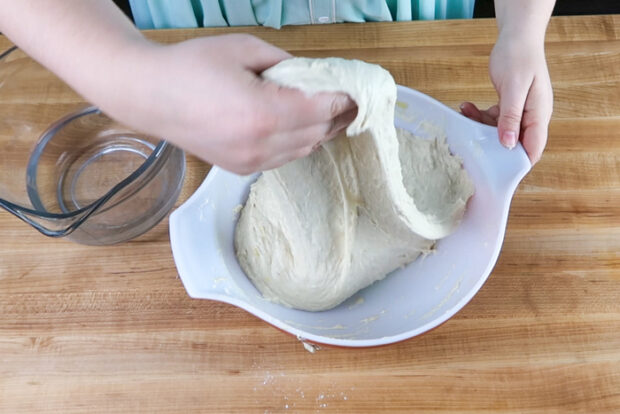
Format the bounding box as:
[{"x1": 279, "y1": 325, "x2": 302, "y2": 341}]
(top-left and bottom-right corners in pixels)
[
  {"x1": 497, "y1": 81, "x2": 530, "y2": 149},
  {"x1": 225, "y1": 34, "x2": 291, "y2": 72}
]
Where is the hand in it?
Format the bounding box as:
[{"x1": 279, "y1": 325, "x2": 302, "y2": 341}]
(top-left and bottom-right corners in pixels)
[
  {"x1": 0, "y1": 2, "x2": 356, "y2": 174},
  {"x1": 460, "y1": 31, "x2": 553, "y2": 164},
  {"x1": 102, "y1": 34, "x2": 357, "y2": 174}
]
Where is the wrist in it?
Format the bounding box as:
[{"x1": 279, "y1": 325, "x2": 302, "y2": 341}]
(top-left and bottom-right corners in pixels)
[
  {"x1": 498, "y1": 23, "x2": 548, "y2": 46},
  {"x1": 496, "y1": 29, "x2": 547, "y2": 53},
  {"x1": 66, "y1": 33, "x2": 148, "y2": 104},
  {"x1": 84, "y1": 36, "x2": 163, "y2": 124},
  {"x1": 495, "y1": 0, "x2": 555, "y2": 43}
]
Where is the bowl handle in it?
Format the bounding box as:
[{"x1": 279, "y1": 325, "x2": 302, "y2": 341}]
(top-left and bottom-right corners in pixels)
[{"x1": 472, "y1": 122, "x2": 532, "y2": 197}]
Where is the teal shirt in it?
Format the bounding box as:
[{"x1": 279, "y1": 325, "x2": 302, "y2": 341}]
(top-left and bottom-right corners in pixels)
[{"x1": 129, "y1": 0, "x2": 475, "y2": 30}]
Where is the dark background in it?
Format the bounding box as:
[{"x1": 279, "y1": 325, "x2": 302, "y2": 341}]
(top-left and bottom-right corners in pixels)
[{"x1": 475, "y1": 0, "x2": 620, "y2": 17}]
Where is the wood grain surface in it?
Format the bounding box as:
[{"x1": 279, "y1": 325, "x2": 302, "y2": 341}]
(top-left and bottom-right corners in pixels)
[{"x1": 1, "y1": 15, "x2": 620, "y2": 413}]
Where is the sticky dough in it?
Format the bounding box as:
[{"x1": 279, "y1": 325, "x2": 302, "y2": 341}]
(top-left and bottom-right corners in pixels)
[{"x1": 234, "y1": 58, "x2": 474, "y2": 311}]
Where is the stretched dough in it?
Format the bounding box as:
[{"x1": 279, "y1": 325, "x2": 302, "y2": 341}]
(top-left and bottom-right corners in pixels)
[{"x1": 235, "y1": 58, "x2": 473, "y2": 311}]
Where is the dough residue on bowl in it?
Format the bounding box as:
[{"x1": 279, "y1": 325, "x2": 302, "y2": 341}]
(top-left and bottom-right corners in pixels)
[{"x1": 234, "y1": 57, "x2": 474, "y2": 311}]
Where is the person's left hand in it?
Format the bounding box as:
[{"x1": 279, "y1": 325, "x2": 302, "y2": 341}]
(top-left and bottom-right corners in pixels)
[{"x1": 460, "y1": 30, "x2": 553, "y2": 165}]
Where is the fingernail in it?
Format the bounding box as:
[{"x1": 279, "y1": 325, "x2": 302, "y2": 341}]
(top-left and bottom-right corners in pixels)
[
  {"x1": 459, "y1": 103, "x2": 466, "y2": 111},
  {"x1": 503, "y1": 131, "x2": 517, "y2": 149}
]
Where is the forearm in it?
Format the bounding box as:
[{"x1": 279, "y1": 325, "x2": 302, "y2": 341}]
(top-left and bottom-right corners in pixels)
[
  {"x1": 494, "y1": 0, "x2": 556, "y2": 41},
  {"x1": 0, "y1": 0, "x2": 150, "y2": 110}
]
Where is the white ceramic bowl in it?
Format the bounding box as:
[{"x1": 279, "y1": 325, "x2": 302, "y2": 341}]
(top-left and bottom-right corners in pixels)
[{"x1": 169, "y1": 86, "x2": 531, "y2": 348}]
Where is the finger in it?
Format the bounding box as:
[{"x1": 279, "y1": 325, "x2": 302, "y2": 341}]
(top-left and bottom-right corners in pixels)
[
  {"x1": 460, "y1": 102, "x2": 483, "y2": 123},
  {"x1": 520, "y1": 78, "x2": 553, "y2": 164},
  {"x1": 226, "y1": 119, "x2": 335, "y2": 174},
  {"x1": 478, "y1": 107, "x2": 499, "y2": 126},
  {"x1": 520, "y1": 121, "x2": 548, "y2": 165},
  {"x1": 259, "y1": 142, "x2": 317, "y2": 171},
  {"x1": 327, "y1": 107, "x2": 358, "y2": 139},
  {"x1": 227, "y1": 34, "x2": 292, "y2": 72},
  {"x1": 460, "y1": 102, "x2": 498, "y2": 126},
  {"x1": 277, "y1": 86, "x2": 356, "y2": 129},
  {"x1": 486, "y1": 104, "x2": 500, "y2": 120},
  {"x1": 257, "y1": 108, "x2": 357, "y2": 171},
  {"x1": 268, "y1": 107, "x2": 357, "y2": 155},
  {"x1": 264, "y1": 85, "x2": 357, "y2": 132},
  {"x1": 497, "y1": 80, "x2": 531, "y2": 149},
  {"x1": 259, "y1": 151, "x2": 306, "y2": 171}
]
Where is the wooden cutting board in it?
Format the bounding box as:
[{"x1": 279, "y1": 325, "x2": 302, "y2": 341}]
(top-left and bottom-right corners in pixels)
[{"x1": 1, "y1": 15, "x2": 619, "y2": 413}]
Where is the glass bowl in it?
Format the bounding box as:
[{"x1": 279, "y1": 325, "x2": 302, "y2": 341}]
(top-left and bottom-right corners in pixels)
[{"x1": 0, "y1": 46, "x2": 185, "y2": 245}]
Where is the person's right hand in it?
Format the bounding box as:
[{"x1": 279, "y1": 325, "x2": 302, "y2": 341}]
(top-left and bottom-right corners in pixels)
[{"x1": 101, "y1": 34, "x2": 357, "y2": 174}]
